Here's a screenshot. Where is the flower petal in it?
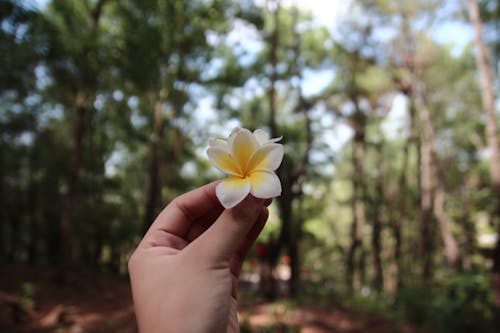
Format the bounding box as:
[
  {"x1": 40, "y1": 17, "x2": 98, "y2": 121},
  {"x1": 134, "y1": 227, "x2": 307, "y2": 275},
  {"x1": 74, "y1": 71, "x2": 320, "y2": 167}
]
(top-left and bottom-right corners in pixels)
[
  {"x1": 216, "y1": 177, "x2": 251, "y2": 208},
  {"x1": 254, "y1": 129, "x2": 282, "y2": 145},
  {"x1": 247, "y1": 143, "x2": 284, "y2": 171},
  {"x1": 227, "y1": 127, "x2": 242, "y2": 148},
  {"x1": 231, "y1": 128, "x2": 259, "y2": 173},
  {"x1": 268, "y1": 136, "x2": 282, "y2": 144},
  {"x1": 207, "y1": 147, "x2": 242, "y2": 176},
  {"x1": 253, "y1": 129, "x2": 269, "y2": 145},
  {"x1": 249, "y1": 170, "x2": 281, "y2": 198},
  {"x1": 208, "y1": 138, "x2": 230, "y2": 152}
]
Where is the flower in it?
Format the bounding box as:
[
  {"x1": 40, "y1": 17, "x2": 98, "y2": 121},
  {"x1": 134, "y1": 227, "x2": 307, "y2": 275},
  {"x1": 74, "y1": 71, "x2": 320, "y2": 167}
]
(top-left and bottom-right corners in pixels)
[{"x1": 207, "y1": 127, "x2": 284, "y2": 209}]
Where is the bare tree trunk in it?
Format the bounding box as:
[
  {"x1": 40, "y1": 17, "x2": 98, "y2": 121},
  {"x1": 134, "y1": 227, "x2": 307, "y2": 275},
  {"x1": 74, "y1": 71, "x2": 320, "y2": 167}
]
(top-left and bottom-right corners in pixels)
[
  {"x1": 347, "y1": 116, "x2": 367, "y2": 291},
  {"x1": 268, "y1": 0, "x2": 280, "y2": 137},
  {"x1": 27, "y1": 131, "x2": 40, "y2": 265},
  {"x1": 434, "y1": 187, "x2": 459, "y2": 264},
  {"x1": 419, "y1": 115, "x2": 434, "y2": 281},
  {"x1": 261, "y1": 0, "x2": 285, "y2": 300},
  {"x1": 372, "y1": 143, "x2": 385, "y2": 291},
  {"x1": 261, "y1": 0, "x2": 312, "y2": 299},
  {"x1": 0, "y1": 142, "x2": 5, "y2": 262},
  {"x1": 57, "y1": 0, "x2": 106, "y2": 281},
  {"x1": 468, "y1": 0, "x2": 500, "y2": 272},
  {"x1": 418, "y1": 96, "x2": 459, "y2": 267},
  {"x1": 264, "y1": 173, "x2": 291, "y2": 299},
  {"x1": 346, "y1": 187, "x2": 359, "y2": 290},
  {"x1": 59, "y1": 92, "x2": 87, "y2": 277},
  {"x1": 392, "y1": 142, "x2": 408, "y2": 292},
  {"x1": 288, "y1": 237, "x2": 300, "y2": 297},
  {"x1": 143, "y1": 94, "x2": 166, "y2": 234}
]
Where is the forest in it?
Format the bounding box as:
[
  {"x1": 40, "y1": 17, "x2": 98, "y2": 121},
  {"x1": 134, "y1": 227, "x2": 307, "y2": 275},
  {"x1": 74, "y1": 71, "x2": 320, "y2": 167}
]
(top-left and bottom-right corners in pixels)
[{"x1": 1, "y1": 0, "x2": 500, "y2": 332}]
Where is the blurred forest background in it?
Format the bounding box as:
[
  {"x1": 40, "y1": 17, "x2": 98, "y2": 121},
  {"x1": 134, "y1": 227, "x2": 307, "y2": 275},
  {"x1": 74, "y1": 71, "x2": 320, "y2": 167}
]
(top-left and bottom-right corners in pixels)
[{"x1": 1, "y1": 0, "x2": 500, "y2": 332}]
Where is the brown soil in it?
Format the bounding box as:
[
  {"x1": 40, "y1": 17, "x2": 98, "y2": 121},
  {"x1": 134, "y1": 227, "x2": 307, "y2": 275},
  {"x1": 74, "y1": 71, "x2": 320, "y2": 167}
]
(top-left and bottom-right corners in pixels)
[{"x1": 0, "y1": 264, "x2": 412, "y2": 333}]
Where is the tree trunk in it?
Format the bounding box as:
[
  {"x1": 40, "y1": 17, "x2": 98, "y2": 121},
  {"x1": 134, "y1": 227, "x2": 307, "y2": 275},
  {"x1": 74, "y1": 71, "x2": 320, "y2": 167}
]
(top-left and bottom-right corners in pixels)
[
  {"x1": 260, "y1": 0, "x2": 283, "y2": 300},
  {"x1": 372, "y1": 144, "x2": 385, "y2": 291},
  {"x1": 418, "y1": 96, "x2": 459, "y2": 268},
  {"x1": 0, "y1": 141, "x2": 5, "y2": 262},
  {"x1": 419, "y1": 119, "x2": 434, "y2": 281},
  {"x1": 347, "y1": 116, "x2": 367, "y2": 291},
  {"x1": 27, "y1": 132, "x2": 40, "y2": 265},
  {"x1": 268, "y1": 0, "x2": 280, "y2": 137},
  {"x1": 264, "y1": 167, "x2": 292, "y2": 299},
  {"x1": 59, "y1": 92, "x2": 87, "y2": 277},
  {"x1": 288, "y1": 239, "x2": 300, "y2": 297},
  {"x1": 468, "y1": 0, "x2": 500, "y2": 272},
  {"x1": 143, "y1": 94, "x2": 165, "y2": 234},
  {"x1": 392, "y1": 142, "x2": 408, "y2": 292},
  {"x1": 419, "y1": 120, "x2": 434, "y2": 281}
]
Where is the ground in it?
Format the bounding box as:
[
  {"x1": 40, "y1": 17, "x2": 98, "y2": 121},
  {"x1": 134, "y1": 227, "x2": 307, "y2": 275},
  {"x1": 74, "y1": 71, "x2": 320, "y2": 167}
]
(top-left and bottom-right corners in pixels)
[{"x1": 0, "y1": 265, "x2": 413, "y2": 333}]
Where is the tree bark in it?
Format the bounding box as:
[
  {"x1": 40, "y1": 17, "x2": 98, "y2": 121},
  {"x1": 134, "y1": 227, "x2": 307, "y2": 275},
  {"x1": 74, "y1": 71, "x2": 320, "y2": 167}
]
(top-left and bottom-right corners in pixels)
[
  {"x1": 59, "y1": 92, "x2": 87, "y2": 276},
  {"x1": 347, "y1": 111, "x2": 367, "y2": 291},
  {"x1": 468, "y1": 0, "x2": 500, "y2": 272},
  {"x1": 143, "y1": 93, "x2": 166, "y2": 234},
  {"x1": 27, "y1": 131, "x2": 40, "y2": 265},
  {"x1": 268, "y1": 0, "x2": 280, "y2": 138},
  {"x1": 0, "y1": 141, "x2": 5, "y2": 262},
  {"x1": 372, "y1": 143, "x2": 385, "y2": 291},
  {"x1": 419, "y1": 118, "x2": 434, "y2": 281},
  {"x1": 288, "y1": 238, "x2": 300, "y2": 297},
  {"x1": 417, "y1": 95, "x2": 459, "y2": 268},
  {"x1": 57, "y1": 0, "x2": 106, "y2": 281},
  {"x1": 392, "y1": 142, "x2": 408, "y2": 292}
]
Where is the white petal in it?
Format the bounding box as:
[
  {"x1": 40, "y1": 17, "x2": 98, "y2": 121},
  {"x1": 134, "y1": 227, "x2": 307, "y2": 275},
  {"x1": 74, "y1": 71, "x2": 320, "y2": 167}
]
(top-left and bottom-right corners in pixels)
[
  {"x1": 207, "y1": 147, "x2": 242, "y2": 176},
  {"x1": 227, "y1": 127, "x2": 242, "y2": 147},
  {"x1": 208, "y1": 138, "x2": 230, "y2": 152},
  {"x1": 247, "y1": 143, "x2": 284, "y2": 171},
  {"x1": 216, "y1": 177, "x2": 251, "y2": 209},
  {"x1": 231, "y1": 128, "x2": 260, "y2": 171},
  {"x1": 249, "y1": 170, "x2": 282, "y2": 198},
  {"x1": 268, "y1": 136, "x2": 282, "y2": 144},
  {"x1": 230, "y1": 127, "x2": 242, "y2": 137},
  {"x1": 253, "y1": 129, "x2": 270, "y2": 145}
]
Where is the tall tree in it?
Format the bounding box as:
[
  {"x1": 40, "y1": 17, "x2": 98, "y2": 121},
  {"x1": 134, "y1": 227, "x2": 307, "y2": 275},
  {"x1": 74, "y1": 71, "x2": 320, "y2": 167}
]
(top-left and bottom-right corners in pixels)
[
  {"x1": 40, "y1": 0, "x2": 111, "y2": 276},
  {"x1": 416, "y1": 89, "x2": 459, "y2": 268},
  {"x1": 115, "y1": 0, "x2": 235, "y2": 234},
  {"x1": 0, "y1": 0, "x2": 45, "y2": 263},
  {"x1": 468, "y1": 0, "x2": 500, "y2": 272}
]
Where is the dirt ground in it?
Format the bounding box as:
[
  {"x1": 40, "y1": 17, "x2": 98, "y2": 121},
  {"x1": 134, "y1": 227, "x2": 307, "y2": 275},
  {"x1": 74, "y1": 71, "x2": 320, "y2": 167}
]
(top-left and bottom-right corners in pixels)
[{"x1": 0, "y1": 264, "x2": 413, "y2": 333}]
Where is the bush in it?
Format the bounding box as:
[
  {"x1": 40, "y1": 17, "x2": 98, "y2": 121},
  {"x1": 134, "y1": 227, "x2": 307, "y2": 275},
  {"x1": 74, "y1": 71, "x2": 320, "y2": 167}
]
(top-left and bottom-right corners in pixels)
[
  {"x1": 396, "y1": 285, "x2": 434, "y2": 324},
  {"x1": 431, "y1": 273, "x2": 496, "y2": 333}
]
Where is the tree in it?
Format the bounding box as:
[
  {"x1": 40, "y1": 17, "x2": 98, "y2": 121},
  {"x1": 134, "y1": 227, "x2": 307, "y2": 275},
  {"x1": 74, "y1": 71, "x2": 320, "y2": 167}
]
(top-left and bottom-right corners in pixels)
[
  {"x1": 468, "y1": 0, "x2": 500, "y2": 273},
  {"x1": 39, "y1": 0, "x2": 112, "y2": 277}
]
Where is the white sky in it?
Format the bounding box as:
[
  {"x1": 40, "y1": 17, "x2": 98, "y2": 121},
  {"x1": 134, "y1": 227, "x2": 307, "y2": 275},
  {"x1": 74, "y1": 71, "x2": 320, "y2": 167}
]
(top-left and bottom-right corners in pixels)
[{"x1": 282, "y1": 0, "x2": 351, "y2": 28}]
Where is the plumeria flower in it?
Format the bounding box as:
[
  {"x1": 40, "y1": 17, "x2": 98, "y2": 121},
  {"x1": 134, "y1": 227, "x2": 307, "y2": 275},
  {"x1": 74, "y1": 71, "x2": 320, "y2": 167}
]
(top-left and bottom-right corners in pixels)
[{"x1": 207, "y1": 127, "x2": 284, "y2": 209}]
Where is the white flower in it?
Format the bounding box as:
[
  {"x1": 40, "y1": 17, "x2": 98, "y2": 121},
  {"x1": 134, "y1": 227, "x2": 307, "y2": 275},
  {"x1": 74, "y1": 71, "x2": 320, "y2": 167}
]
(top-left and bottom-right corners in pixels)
[{"x1": 207, "y1": 127, "x2": 284, "y2": 209}]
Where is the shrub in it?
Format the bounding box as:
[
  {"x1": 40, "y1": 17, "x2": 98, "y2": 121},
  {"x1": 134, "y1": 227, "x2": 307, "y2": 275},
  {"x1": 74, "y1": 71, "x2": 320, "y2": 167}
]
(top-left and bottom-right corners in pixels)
[{"x1": 431, "y1": 273, "x2": 496, "y2": 333}]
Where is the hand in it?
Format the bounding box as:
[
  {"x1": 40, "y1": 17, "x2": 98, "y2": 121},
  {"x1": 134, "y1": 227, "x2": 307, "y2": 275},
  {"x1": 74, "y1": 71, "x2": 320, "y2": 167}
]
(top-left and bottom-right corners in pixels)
[{"x1": 128, "y1": 181, "x2": 270, "y2": 333}]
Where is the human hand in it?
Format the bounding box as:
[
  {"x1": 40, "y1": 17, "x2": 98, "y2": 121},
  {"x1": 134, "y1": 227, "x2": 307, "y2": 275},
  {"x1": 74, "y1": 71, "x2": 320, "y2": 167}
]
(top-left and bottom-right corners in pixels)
[{"x1": 128, "y1": 181, "x2": 270, "y2": 333}]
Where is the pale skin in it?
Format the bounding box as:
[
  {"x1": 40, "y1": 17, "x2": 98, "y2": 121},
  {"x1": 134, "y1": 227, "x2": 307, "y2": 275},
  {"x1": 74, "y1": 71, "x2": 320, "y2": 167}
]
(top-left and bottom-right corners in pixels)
[{"x1": 128, "y1": 181, "x2": 271, "y2": 333}]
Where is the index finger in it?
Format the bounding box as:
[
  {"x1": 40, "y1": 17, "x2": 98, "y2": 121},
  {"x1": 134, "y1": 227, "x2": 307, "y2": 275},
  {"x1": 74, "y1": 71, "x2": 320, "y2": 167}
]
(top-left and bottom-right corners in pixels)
[{"x1": 144, "y1": 181, "x2": 223, "y2": 242}]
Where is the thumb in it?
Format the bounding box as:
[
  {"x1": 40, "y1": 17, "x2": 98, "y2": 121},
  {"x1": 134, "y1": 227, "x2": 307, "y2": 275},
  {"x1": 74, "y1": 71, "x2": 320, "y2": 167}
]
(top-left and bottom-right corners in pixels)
[{"x1": 192, "y1": 195, "x2": 265, "y2": 263}]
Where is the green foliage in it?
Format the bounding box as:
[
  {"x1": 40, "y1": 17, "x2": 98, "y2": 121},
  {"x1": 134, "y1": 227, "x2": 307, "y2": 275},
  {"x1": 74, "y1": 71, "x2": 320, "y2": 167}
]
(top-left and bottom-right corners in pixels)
[
  {"x1": 431, "y1": 273, "x2": 496, "y2": 333},
  {"x1": 396, "y1": 285, "x2": 435, "y2": 324},
  {"x1": 20, "y1": 282, "x2": 36, "y2": 311},
  {"x1": 393, "y1": 273, "x2": 497, "y2": 333}
]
